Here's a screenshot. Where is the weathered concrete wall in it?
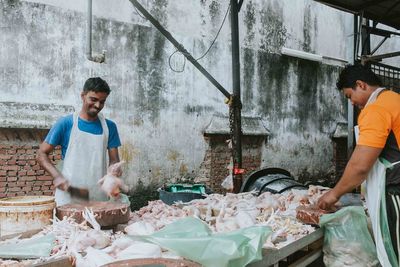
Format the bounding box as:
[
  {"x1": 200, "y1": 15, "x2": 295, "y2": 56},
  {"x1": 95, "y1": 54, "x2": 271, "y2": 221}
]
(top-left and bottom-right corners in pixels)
[{"x1": 2, "y1": 0, "x2": 395, "y2": 188}]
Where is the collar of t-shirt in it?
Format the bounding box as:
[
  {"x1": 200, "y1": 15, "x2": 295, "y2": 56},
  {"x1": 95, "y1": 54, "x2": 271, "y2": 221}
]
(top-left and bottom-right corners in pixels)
[{"x1": 78, "y1": 116, "x2": 103, "y2": 135}]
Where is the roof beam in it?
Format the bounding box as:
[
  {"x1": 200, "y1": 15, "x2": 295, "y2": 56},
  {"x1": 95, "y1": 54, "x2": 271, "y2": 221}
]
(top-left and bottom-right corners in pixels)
[{"x1": 355, "y1": 0, "x2": 392, "y2": 10}]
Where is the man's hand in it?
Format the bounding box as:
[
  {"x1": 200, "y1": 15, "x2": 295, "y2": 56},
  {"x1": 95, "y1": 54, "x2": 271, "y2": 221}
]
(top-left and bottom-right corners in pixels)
[
  {"x1": 53, "y1": 176, "x2": 70, "y2": 191},
  {"x1": 317, "y1": 189, "x2": 340, "y2": 211}
]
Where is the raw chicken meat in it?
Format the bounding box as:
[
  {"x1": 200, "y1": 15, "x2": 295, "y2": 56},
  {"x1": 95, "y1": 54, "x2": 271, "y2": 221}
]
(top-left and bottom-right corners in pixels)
[
  {"x1": 296, "y1": 204, "x2": 330, "y2": 225},
  {"x1": 98, "y1": 161, "x2": 129, "y2": 198}
]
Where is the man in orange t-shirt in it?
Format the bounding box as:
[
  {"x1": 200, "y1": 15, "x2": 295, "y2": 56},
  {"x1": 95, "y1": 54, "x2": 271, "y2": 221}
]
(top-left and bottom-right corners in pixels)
[{"x1": 318, "y1": 64, "x2": 400, "y2": 260}]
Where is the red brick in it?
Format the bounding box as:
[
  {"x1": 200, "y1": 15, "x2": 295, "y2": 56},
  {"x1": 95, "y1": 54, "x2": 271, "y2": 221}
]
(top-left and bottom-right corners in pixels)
[
  {"x1": 6, "y1": 149, "x2": 16, "y2": 154},
  {"x1": 0, "y1": 187, "x2": 5, "y2": 192},
  {"x1": 17, "y1": 160, "x2": 27, "y2": 166},
  {"x1": 43, "y1": 191, "x2": 54, "y2": 196},
  {"x1": 7, "y1": 192, "x2": 17, "y2": 197},
  {"x1": 25, "y1": 149, "x2": 35, "y2": 154},
  {"x1": 16, "y1": 181, "x2": 26, "y2": 186},
  {"x1": 0, "y1": 155, "x2": 12, "y2": 160},
  {"x1": 22, "y1": 186, "x2": 32, "y2": 191},
  {"x1": 41, "y1": 186, "x2": 50, "y2": 190},
  {"x1": 7, "y1": 177, "x2": 17, "y2": 182},
  {"x1": 37, "y1": 176, "x2": 53, "y2": 181},
  {"x1": 8, "y1": 171, "x2": 17, "y2": 176},
  {"x1": 16, "y1": 192, "x2": 25, "y2": 196},
  {"x1": 0, "y1": 170, "x2": 6, "y2": 176},
  {"x1": 3, "y1": 165, "x2": 18, "y2": 171},
  {"x1": 8, "y1": 187, "x2": 21, "y2": 192},
  {"x1": 27, "y1": 170, "x2": 36, "y2": 176},
  {"x1": 7, "y1": 182, "x2": 16, "y2": 187},
  {"x1": 37, "y1": 170, "x2": 45, "y2": 175},
  {"x1": 33, "y1": 186, "x2": 41, "y2": 191},
  {"x1": 29, "y1": 160, "x2": 36, "y2": 166},
  {"x1": 20, "y1": 176, "x2": 36, "y2": 181},
  {"x1": 17, "y1": 149, "x2": 26, "y2": 154},
  {"x1": 26, "y1": 181, "x2": 35, "y2": 186},
  {"x1": 7, "y1": 159, "x2": 16, "y2": 165},
  {"x1": 18, "y1": 170, "x2": 27, "y2": 176},
  {"x1": 0, "y1": 181, "x2": 7, "y2": 187},
  {"x1": 32, "y1": 165, "x2": 40, "y2": 171},
  {"x1": 0, "y1": 177, "x2": 6, "y2": 182},
  {"x1": 0, "y1": 193, "x2": 6, "y2": 197},
  {"x1": 43, "y1": 181, "x2": 53, "y2": 186},
  {"x1": 0, "y1": 160, "x2": 5, "y2": 165}
]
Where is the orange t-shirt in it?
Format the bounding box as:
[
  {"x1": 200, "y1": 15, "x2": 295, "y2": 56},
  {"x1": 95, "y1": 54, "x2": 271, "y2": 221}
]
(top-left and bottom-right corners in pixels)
[{"x1": 358, "y1": 90, "x2": 400, "y2": 185}]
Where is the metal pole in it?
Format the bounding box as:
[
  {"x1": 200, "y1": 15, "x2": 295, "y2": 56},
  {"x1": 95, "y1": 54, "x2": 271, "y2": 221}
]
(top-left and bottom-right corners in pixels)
[
  {"x1": 230, "y1": 0, "x2": 243, "y2": 193},
  {"x1": 128, "y1": 0, "x2": 231, "y2": 99}
]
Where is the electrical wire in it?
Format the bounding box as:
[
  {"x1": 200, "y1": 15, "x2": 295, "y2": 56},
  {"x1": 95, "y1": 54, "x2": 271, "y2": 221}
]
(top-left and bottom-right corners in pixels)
[
  {"x1": 196, "y1": 2, "x2": 231, "y2": 61},
  {"x1": 133, "y1": 4, "x2": 146, "y2": 19},
  {"x1": 168, "y1": 2, "x2": 231, "y2": 73},
  {"x1": 168, "y1": 49, "x2": 186, "y2": 73}
]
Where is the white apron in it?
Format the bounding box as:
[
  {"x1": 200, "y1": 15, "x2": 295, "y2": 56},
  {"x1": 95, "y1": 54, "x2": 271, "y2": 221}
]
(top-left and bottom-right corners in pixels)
[
  {"x1": 356, "y1": 88, "x2": 400, "y2": 267},
  {"x1": 55, "y1": 112, "x2": 108, "y2": 206}
]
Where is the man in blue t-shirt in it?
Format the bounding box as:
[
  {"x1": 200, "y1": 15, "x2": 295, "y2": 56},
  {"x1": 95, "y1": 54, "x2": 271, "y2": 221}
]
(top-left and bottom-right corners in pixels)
[{"x1": 37, "y1": 77, "x2": 122, "y2": 205}]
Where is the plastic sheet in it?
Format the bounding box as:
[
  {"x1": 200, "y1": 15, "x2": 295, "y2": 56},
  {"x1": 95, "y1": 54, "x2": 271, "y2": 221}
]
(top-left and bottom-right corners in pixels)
[
  {"x1": 319, "y1": 206, "x2": 380, "y2": 267},
  {"x1": 0, "y1": 234, "x2": 55, "y2": 259},
  {"x1": 132, "y1": 217, "x2": 272, "y2": 267}
]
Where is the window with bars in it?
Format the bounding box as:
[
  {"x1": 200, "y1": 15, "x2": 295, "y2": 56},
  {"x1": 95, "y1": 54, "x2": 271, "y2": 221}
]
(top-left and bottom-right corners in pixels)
[{"x1": 370, "y1": 62, "x2": 400, "y2": 93}]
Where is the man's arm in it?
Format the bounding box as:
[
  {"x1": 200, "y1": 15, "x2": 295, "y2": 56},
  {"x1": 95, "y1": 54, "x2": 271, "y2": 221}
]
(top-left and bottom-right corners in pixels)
[
  {"x1": 108, "y1": 147, "x2": 120, "y2": 166},
  {"x1": 37, "y1": 142, "x2": 69, "y2": 191},
  {"x1": 318, "y1": 145, "x2": 382, "y2": 210}
]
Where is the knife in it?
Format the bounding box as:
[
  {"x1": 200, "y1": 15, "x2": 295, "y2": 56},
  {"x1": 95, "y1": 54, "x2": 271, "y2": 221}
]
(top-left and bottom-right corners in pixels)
[{"x1": 67, "y1": 186, "x2": 89, "y2": 200}]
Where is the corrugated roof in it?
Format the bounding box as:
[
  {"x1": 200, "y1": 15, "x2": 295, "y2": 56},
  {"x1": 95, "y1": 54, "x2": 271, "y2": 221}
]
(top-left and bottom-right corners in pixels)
[{"x1": 315, "y1": 0, "x2": 400, "y2": 30}]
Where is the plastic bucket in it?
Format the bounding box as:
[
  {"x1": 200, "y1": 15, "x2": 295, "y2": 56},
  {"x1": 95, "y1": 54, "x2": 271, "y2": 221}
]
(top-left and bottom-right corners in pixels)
[
  {"x1": 0, "y1": 196, "x2": 55, "y2": 237},
  {"x1": 159, "y1": 189, "x2": 206, "y2": 205}
]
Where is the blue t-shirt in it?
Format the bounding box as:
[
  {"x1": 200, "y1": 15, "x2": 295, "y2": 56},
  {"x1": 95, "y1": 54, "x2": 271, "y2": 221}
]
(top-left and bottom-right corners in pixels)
[{"x1": 45, "y1": 114, "x2": 121, "y2": 159}]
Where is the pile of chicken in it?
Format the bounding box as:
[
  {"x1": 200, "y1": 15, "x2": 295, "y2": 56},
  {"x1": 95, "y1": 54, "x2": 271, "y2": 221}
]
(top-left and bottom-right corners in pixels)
[{"x1": 0, "y1": 185, "x2": 328, "y2": 267}]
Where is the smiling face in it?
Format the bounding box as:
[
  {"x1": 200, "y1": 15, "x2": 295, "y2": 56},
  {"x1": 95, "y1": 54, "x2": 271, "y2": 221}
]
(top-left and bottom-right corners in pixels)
[
  {"x1": 342, "y1": 80, "x2": 373, "y2": 109},
  {"x1": 81, "y1": 91, "x2": 109, "y2": 120}
]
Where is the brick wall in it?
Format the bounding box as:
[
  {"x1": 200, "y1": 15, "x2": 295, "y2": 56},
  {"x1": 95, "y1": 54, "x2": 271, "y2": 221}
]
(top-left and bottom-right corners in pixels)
[
  {"x1": 0, "y1": 128, "x2": 60, "y2": 198},
  {"x1": 198, "y1": 135, "x2": 264, "y2": 193}
]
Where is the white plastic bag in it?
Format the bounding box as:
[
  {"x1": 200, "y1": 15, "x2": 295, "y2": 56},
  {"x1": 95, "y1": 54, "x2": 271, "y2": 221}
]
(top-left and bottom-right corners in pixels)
[{"x1": 221, "y1": 174, "x2": 234, "y2": 190}]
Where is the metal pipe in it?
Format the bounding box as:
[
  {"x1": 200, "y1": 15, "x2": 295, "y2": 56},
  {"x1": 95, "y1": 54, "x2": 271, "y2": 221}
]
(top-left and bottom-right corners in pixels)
[
  {"x1": 230, "y1": 0, "x2": 243, "y2": 193},
  {"x1": 87, "y1": 0, "x2": 105, "y2": 63},
  {"x1": 128, "y1": 0, "x2": 231, "y2": 99}
]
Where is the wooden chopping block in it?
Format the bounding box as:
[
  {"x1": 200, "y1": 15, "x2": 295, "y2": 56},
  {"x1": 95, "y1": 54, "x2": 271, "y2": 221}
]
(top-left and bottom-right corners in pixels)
[{"x1": 56, "y1": 201, "x2": 130, "y2": 227}]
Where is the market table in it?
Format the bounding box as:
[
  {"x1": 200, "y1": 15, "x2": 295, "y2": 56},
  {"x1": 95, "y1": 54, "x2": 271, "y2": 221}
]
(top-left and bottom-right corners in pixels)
[{"x1": 250, "y1": 227, "x2": 324, "y2": 267}]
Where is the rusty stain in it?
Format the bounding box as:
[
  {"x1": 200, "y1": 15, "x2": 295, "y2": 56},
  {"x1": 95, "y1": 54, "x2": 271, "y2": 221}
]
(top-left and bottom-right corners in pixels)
[
  {"x1": 167, "y1": 150, "x2": 180, "y2": 162},
  {"x1": 179, "y1": 163, "x2": 188, "y2": 176},
  {"x1": 133, "y1": 118, "x2": 143, "y2": 126},
  {"x1": 120, "y1": 142, "x2": 139, "y2": 162},
  {"x1": 151, "y1": 166, "x2": 162, "y2": 179}
]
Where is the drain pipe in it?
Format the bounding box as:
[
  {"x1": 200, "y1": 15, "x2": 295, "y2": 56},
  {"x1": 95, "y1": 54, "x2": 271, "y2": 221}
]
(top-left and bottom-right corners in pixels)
[{"x1": 87, "y1": 0, "x2": 105, "y2": 63}]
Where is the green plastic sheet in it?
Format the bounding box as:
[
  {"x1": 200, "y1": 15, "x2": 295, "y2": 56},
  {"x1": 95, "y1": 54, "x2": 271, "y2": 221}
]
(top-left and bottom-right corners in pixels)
[
  {"x1": 319, "y1": 206, "x2": 380, "y2": 267},
  {"x1": 133, "y1": 217, "x2": 271, "y2": 267},
  {"x1": 0, "y1": 234, "x2": 56, "y2": 259}
]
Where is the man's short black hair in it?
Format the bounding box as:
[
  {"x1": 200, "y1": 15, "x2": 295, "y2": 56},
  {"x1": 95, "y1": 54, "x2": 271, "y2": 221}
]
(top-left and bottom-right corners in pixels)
[
  {"x1": 83, "y1": 77, "x2": 111, "y2": 94},
  {"x1": 336, "y1": 64, "x2": 381, "y2": 91}
]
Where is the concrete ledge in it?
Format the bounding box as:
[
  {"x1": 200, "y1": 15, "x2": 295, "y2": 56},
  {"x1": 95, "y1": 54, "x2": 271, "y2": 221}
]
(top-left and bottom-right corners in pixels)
[
  {"x1": 203, "y1": 114, "x2": 270, "y2": 136},
  {"x1": 332, "y1": 122, "x2": 348, "y2": 138},
  {"x1": 0, "y1": 102, "x2": 74, "y2": 129}
]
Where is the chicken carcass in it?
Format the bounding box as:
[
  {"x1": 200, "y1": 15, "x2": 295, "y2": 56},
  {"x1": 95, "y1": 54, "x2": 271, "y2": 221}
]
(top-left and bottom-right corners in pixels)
[{"x1": 98, "y1": 161, "x2": 129, "y2": 198}]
